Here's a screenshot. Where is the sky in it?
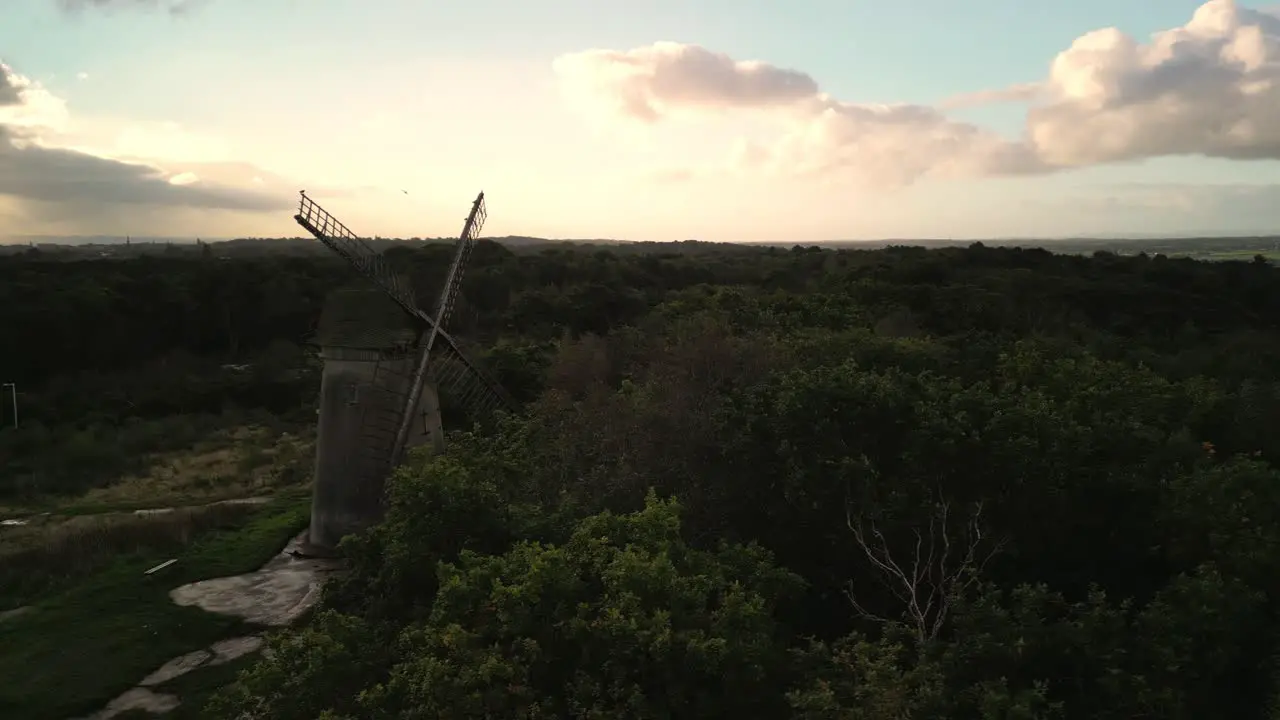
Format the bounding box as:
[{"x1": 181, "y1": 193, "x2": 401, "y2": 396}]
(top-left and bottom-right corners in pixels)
[{"x1": 4, "y1": 0, "x2": 1280, "y2": 242}]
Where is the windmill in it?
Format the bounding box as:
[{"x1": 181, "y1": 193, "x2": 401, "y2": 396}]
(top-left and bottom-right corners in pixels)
[{"x1": 294, "y1": 190, "x2": 515, "y2": 553}]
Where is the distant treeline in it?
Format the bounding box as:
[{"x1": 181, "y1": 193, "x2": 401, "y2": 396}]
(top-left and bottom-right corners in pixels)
[
  {"x1": 2, "y1": 239, "x2": 1278, "y2": 498},
  {"x1": 4, "y1": 232, "x2": 1280, "y2": 261},
  {"x1": 4, "y1": 239, "x2": 1279, "y2": 406}
]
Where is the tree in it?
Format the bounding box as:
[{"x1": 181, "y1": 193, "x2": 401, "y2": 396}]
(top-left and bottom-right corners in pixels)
[{"x1": 846, "y1": 495, "x2": 1004, "y2": 643}]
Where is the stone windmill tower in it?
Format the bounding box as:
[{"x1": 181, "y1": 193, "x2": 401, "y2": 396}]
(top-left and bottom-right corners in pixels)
[{"x1": 294, "y1": 191, "x2": 514, "y2": 553}]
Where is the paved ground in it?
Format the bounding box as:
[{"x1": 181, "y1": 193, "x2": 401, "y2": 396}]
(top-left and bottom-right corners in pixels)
[
  {"x1": 75, "y1": 530, "x2": 341, "y2": 719},
  {"x1": 169, "y1": 530, "x2": 341, "y2": 627}
]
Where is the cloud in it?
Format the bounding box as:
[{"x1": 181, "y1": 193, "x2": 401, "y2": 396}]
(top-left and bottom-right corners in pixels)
[
  {"x1": 0, "y1": 62, "x2": 289, "y2": 222},
  {"x1": 0, "y1": 65, "x2": 19, "y2": 106},
  {"x1": 554, "y1": 42, "x2": 818, "y2": 122},
  {"x1": 1028, "y1": 0, "x2": 1280, "y2": 166},
  {"x1": 0, "y1": 66, "x2": 68, "y2": 131},
  {"x1": 763, "y1": 99, "x2": 1046, "y2": 188},
  {"x1": 554, "y1": 42, "x2": 1040, "y2": 186},
  {"x1": 554, "y1": 1, "x2": 1280, "y2": 188},
  {"x1": 57, "y1": 0, "x2": 209, "y2": 16},
  {"x1": 0, "y1": 126, "x2": 284, "y2": 211},
  {"x1": 939, "y1": 82, "x2": 1044, "y2": 110}
]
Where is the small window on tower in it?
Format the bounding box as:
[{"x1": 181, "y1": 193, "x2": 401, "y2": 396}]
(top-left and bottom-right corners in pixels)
[{"x1": 344, "y1": 383, "x2": 359, "y2": 406}]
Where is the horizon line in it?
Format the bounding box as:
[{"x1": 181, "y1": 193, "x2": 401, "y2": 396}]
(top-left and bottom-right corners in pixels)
[{"x1": 6, "y1": 233, "x2": 1280, "y2": 247}]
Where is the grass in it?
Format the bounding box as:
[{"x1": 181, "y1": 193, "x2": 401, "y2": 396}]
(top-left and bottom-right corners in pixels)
[
  {"x1": 0, "y1": 424, "x2": 314, "y2": 519},
  {"x1": 70, "y1": 425, "x2": 314, "y2": 511},
  {"x1": 0, "y1": 501, "x2": 263, "y2": 610},
  {"x1": 0, "y1": 424, "x2": 314, "y2": 610},
  {"x1": 0, "y1": 409, "x2": 296, "y2": 502},
  {"x1": 0, "y1": 498, "x2": 310, "y2": 720}
]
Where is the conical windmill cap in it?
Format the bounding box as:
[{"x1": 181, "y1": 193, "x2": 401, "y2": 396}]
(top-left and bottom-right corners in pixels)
[{"x1": 313, "y1": 276, "x2": 418, "y2": 351}]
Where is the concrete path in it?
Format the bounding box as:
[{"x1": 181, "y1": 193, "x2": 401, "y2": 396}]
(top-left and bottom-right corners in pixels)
[
  {"x1": 169, "y1": 530, "x2": 340, "y2": 627},
  {"x1": 73, "y1": 531, "x2": 340, "y2": 719}
]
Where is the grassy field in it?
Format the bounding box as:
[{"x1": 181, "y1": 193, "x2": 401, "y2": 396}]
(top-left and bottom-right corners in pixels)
[
  {"x1": 69, "y1": 426, "x2": 313, "y2": 511},
  {"x1": 0, "y1": 424, "x2": 313, "y2": 606},
  {"x1": 0, "y1": 422, "x2": 317, "y2": 719},
  {"x1": 0, "y1": 497, "x2": 309, "y2": 719},
  {"x1": 1187, "y1": 249, "x2": 1280, "y2": 262},
  {"x1": 0, "y1": 424, "x2": 314, "y2": 519}
]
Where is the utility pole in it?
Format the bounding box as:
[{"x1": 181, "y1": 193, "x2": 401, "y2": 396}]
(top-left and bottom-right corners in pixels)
[{"x1": 1, "y1": 383, "x2": 14, "y2": 429}]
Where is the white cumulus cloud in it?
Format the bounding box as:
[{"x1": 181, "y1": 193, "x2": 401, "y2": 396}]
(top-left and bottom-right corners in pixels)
[
  {"x1": 553, "y1": 0, "x2": 1280, "y2": 188},
  {"x1": 763, "y1": 99, "x2": 1045, "y2": 188},
  {"x1": 553, "y1": 42, "x2": 1042, "y2": 186},
  {"x1": 1028, "y1": 0, "x2": 1280, "y2": 166},
  {"x1": 554, "y1": 42, "x2": 819, "y2": 122}
]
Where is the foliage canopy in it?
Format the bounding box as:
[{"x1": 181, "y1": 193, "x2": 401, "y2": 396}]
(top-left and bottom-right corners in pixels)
[{"x1": 7, "y1": 240, "x2": 1280, "y2": 717}]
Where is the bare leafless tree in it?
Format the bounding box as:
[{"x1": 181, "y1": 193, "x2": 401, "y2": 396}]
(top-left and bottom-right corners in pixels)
[{"x1": 846, "y1": 492, "x2": 1005, "y2": 643}]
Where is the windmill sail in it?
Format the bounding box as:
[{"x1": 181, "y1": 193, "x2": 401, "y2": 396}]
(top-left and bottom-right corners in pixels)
[
  {"x1": 294, "y1": 192, "x2": 514, "y2": 439},
  {"x1": 432, "y1": 192, "x2": 485, "y2": 338},
  {"x1": 390, "y1": 192, "x2": 487, "y2": 462},
  {"x1": 296, "y1": 192, "x2": 421, "y2": 317}
]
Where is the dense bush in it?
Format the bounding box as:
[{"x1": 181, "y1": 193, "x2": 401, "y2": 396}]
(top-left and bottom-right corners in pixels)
[{"x1": 215, "y1": 285, "x2": 1280, "y2": 718}]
